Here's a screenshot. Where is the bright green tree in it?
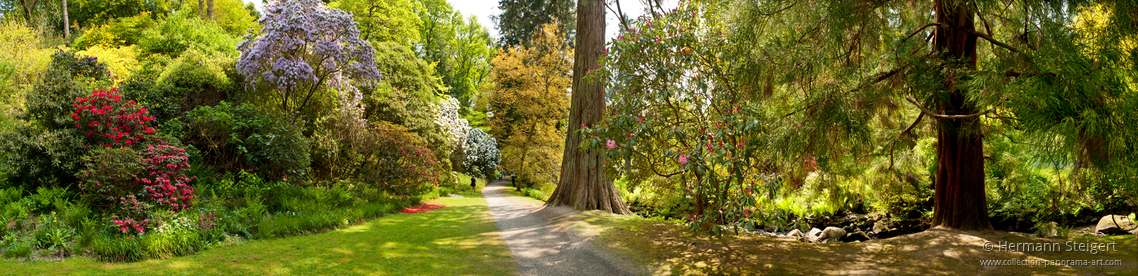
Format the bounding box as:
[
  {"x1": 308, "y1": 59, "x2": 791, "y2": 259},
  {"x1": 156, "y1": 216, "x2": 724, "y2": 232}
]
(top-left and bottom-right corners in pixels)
[
  {"x1": 729, "y1": 0, "x2": 1137, "y2": 230},
  {"x1": 493, "y1": 0, "x2": 575, "y2": 48}
]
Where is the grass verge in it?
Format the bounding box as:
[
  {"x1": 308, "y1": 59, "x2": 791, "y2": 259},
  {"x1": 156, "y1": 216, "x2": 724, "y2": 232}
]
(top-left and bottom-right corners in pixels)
[{"x1": 0, "y1": 196, "x2": 516, "y2": 275}]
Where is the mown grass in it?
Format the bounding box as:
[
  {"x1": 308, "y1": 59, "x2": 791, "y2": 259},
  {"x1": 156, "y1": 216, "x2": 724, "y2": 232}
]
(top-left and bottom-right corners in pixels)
[{"x1": 0, "y1": 196, "x2": 515, "y2": 275}]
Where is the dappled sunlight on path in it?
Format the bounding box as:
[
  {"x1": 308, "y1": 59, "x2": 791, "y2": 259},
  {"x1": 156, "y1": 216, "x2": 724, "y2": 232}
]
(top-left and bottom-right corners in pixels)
[{"x1": 482, "y1": 179, "x2": 634, "y2": 276}]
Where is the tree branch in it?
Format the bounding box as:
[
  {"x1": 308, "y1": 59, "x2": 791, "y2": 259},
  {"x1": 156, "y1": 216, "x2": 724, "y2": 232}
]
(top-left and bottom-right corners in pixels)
[
  {"x1": 606, "y1": 0, "x2": 631, "y2": 33},
  {"x1": 904, "y1": 94, "x2": 993, "y2": 120},
  {"x1": 970, "y1": 30, "x2": 1020, "y2": 53},
  {"x1": 901, "y1": 23, "x2": 941, "y2": 44},
  {"x1": 888, "y1": 112, "x2": 923, "y2": 170}
]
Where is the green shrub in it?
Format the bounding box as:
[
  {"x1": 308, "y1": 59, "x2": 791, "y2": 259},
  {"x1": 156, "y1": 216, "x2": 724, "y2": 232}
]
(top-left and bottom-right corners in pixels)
[
  {"x1": 72, "y1": 13, "x2": 157, "y2": 50},
  {"x1": 519, "y1": 188, "x2": 546, "y2": 201},
  {"x1": 76, "y1": 45, "x2": 141, "y2": 85},
  {"x1": 185, "y1": 102, "x2": 310, "y2": 182},
  {"x1": 0, "y1": 50, "x2": 111, "y2": 190},
  {"x1": 2, "y1": 239, "x2": 32, "y2": 258},
  {"x1": 157, "y1": 47, "x2": 236, "y2": 109},
  {"x1": 30, "y1": 186, "x2": 69, "y2": 213},
  {"x1": 143, "y1": 222, "x2": 203, "y2": 259},
  {"x1": 139, "y1": 13, "x2": 238, "y2": 58}
]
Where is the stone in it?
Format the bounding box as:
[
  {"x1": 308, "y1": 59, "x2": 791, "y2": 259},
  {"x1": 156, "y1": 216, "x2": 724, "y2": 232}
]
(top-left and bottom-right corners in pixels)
[
  {"x1": 787, "y1": 229, "x2": 804, "y2": 237},
  {"x1": 841, "y1": 230, "x2": 871, "y2": 242},
  {"x1": 1095, "y1": 215, "x2": 1137, "y2": 235},
  {"x1": 816, "y1": 227, "x2": 847, "y2": 243},
  {"x1": 872, "y1": 220, "x2": 890, "y2": 233},
  {"x1": 806, "y1": 227, "x2": 822, "y2": 238}
]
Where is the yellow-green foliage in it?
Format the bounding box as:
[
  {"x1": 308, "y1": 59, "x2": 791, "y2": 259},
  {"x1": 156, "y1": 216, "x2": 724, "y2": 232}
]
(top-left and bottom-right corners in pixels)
[
  {"x1": 73, "y1": 24, "x2": 124, "y2": 50},
  {"x1": 0, "y1": 21, "x2": 53, "y2": 114},
  {"x1": 157, "y1": 48, "x2": 234, "y2": 89},
  {"x1": 182, "y1": 0, "x2": 260, "y2": 36},
  {"x1": 76, "y1": 45, "x2": 140, "y2": 85},
  {"x1": 489, "y1": 22, "x2": 572, "y2": 187}
]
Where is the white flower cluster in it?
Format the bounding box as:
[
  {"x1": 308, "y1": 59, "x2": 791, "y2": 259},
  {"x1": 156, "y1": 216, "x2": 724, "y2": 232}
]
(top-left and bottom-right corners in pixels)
[
  {"x1": 463, "y1": 128, "x2": 500, "y2": 180},
  {"x1": 156, "y1": 215, "x2": 194, "y2": 234},
  {"x1": 434, "y1": 96, "x2": 471, "y2": 153}
]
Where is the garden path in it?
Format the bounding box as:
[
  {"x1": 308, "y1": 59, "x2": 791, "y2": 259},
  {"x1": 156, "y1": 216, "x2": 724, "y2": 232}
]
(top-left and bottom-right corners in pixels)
[{"x1": 482, "y1": 179, "x2": 634, "y2": 276}]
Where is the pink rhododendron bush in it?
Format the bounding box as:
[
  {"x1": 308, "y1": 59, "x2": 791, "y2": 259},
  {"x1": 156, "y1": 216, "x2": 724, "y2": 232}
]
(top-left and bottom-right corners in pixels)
[{"x1": 74, "y1": 88, "x2": 196, "y2": 236}]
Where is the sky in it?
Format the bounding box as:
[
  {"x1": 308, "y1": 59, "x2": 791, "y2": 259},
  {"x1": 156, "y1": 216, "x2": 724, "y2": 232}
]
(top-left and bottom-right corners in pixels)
[{"x1": 242, "y1": 0, "x2": 678, "y2": 42}]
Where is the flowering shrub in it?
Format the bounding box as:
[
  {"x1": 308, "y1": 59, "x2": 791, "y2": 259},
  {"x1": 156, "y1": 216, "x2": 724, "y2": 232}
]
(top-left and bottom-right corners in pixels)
[
  {"x1": 138, "y1": 144, "x2": 196, "y2": 211},
  {"x1": 435, "y1": 97, "x2": 471, "y2": 167},
  {"x1": 72, "y1": 88, "x2": 158, "y2": 148},
  {"x1": 236, "y1": 0, "x2": 380, "y2": 113},
  {"x1": 581, "y1": 2, "x2": 770, "y2": 233},
  {"x1": 462, "y1": 128, "x2": 501, "y2": 181},
  {"x1": 50, "y1": 50, "x2": 111, "y2": 81},
  {"x1": 357, "y1": 122, "x2": 443, "y2": 197}
]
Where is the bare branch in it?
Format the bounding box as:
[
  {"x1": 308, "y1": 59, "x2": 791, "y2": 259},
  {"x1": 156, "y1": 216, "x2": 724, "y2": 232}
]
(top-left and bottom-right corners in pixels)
[
  {"x1": 970, "y1": 30, "x2": 1020, "y2": 53},
  {"x1": 901, "y1": 23, "x2": 941, "y2": 44},
  {"x1": 889, "y1": 112, "x2": 924, "y2": 170},
  {"x1": 904, "y1": 94, "x2": 993, "y2": 120}
]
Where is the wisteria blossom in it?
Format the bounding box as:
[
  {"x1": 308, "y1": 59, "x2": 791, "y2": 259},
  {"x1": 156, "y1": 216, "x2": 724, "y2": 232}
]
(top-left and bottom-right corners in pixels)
[{"x1": 236, "y1": 0, "x2": 381, "y2": 113}]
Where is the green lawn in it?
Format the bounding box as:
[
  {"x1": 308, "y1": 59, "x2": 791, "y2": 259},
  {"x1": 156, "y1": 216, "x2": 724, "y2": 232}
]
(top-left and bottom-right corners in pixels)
[{"x1": 0, "y1": 196, "x2": 515, "y2": 275}]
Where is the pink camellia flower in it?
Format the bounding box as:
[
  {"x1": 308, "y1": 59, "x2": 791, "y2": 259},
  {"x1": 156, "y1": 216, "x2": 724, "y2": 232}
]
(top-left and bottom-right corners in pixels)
[
  {"x1": 678, "y1": 154, "x2": 689, "y2": 165},
  {"x1": 606, "y1": 139, "x2": 617, "y2": 150},
  {"x1": 743, "y1": 209, "x2": 752, "y2": 218}
]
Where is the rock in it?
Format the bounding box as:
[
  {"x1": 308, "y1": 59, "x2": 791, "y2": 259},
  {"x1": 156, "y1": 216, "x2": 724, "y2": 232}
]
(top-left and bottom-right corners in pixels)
[
  {"x1": 806, "y1": 227, "x2": 822, "y2": 238},
  {"x1": 1095, "y1": 215, "x2": 1138, "y2": 235},
  {"x1": 841, "y1": 230, "x2": 871, "y2": 242},
  {"x1": 872, "y1": 220, "x2": 890, "y2": 233},
  {"x1": 787, "y1": 229, "x2": 804, "y2": 237},
  {"x1": 816, "y1": 227, "x2": 846, "y2": 243}
]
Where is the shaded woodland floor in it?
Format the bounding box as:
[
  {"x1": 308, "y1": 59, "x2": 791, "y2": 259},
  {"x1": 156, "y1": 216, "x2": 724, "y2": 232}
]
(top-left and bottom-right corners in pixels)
[{"x1": 581, "y1": 213, "x2": 1137, "y2": 275}]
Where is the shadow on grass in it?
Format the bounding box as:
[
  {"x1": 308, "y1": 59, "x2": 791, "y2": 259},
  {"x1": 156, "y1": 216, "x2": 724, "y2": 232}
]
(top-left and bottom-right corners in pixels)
[
  {"x1": 2, "y1": 196, "x2": 516, "y2": 276},
  {"x1": 597, "y1": 218, "x2": 1138, "y2": 275}
]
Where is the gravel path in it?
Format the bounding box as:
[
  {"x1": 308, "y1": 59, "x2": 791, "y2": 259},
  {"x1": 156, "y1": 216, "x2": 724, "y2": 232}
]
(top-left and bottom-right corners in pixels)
[{"x1": 482, "y1": 179, "x2": 633, "y2": 276}]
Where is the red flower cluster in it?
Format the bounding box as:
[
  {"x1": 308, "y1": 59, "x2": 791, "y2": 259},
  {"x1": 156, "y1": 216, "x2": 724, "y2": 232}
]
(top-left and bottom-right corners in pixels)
[
  {"x1": 110, "y1": 214, "x2": 148, "y2": 235},
  {"x1": 72, "y1": 88, "x2": 157, "y2": 148},
  {"x1": 139, "y1": 144, "x2": 196, "y2": 211}
]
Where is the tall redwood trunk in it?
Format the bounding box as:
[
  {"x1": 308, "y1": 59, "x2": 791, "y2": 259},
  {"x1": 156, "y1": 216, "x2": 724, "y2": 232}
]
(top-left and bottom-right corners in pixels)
[
  {"x1": 546, "y1": 0, "x2": 630, "y2": 214},
  {"x1": 930, "y1": 0, "x2": 992, "y2": 230}
]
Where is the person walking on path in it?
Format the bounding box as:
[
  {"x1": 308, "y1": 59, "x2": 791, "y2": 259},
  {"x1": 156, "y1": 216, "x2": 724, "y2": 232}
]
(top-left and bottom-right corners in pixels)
[{"x1": 470, "y1": 176, "x2": 477, "y2": 194}]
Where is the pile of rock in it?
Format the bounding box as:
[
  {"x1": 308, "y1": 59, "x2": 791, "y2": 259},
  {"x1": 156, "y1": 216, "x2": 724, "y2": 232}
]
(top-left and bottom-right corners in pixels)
[
  {"x1": 1094, "y1": 215, "x2": 1137, "y2": 236},
  {"x1": 787, "y1": 227, "x2": 848, "y2": 244}
]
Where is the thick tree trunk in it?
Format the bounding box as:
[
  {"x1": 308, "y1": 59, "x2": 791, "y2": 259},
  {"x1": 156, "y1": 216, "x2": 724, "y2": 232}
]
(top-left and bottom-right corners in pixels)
[
  {"x1": 546, "y1": 0, "x2": 630, "y2": 214},
  {"x1": 62, "y1": 0, "x2": 69, "y2": 38},
  {"x1": 199, "y1": 0, "x2": 205, "y2": 18},
  {"x1": 208, "y1": 0, "x2": 215, "y2": 19},
  {"x1": 930, "y1": 0, "x2": 992, "y2": 230}
]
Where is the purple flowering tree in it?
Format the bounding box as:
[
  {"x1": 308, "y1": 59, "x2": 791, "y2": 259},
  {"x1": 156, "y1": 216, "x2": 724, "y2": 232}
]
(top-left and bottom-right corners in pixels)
[{"x1": 236, "y1": 0, "x2": 381, "y2": 113}]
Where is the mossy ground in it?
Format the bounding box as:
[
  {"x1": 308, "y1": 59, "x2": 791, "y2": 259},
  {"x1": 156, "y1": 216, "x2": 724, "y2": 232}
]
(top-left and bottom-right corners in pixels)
[{"x1": 0, "y1": 196, "x2": 515, "y2": 275}]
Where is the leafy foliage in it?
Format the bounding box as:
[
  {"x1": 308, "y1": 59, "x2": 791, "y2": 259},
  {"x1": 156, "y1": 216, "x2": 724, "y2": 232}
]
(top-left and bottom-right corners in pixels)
[
  {"x1": 490, "y1": 22, "x2": 570, "y2": 188},
  {"x1": 493, "y1": 0, "x2": 575, "y2": 47},
  {"x1": 0, "y1": 50, "x2": 110, "y2": 190},
  {"x1": 138, "y1": 12, "x2": 238, "y2": 58},
  {"x1": 184, "y1": 101, "x2": 310, "y2": 182}
]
